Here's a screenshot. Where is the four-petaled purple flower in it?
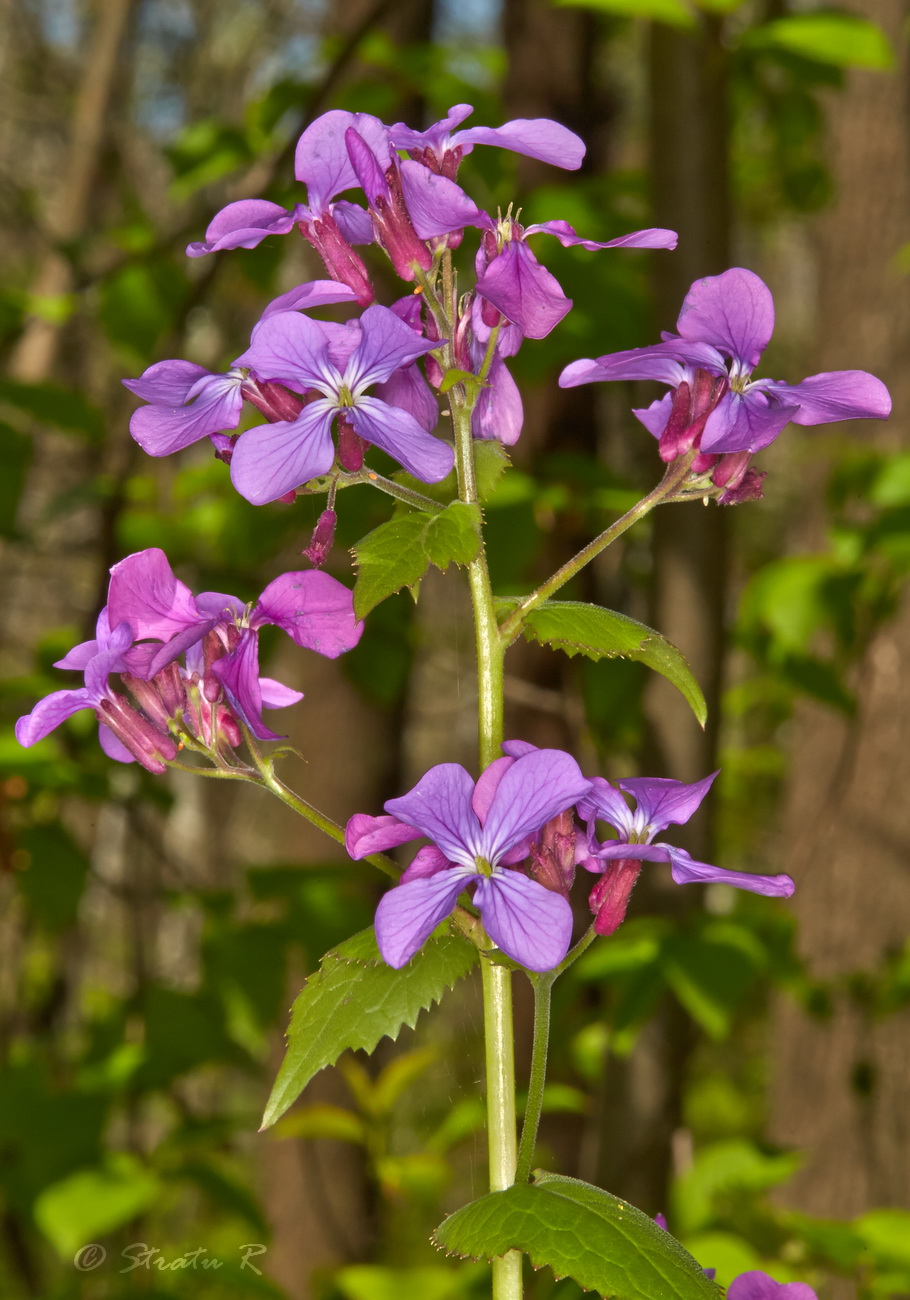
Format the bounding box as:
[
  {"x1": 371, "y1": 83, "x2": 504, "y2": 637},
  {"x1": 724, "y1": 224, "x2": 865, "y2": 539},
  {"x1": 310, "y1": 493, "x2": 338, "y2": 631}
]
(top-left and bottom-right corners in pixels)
[
  {"x1": 107, "y1": 548, "x2": 363, "y2": 741},
  {"x1": 560, "y1": 268, "x2": 891, "y2": 472},
  {"x1": 389, "y1": 103, "x2": 587, "y2": 178},
  {"x1": 346, "y1": 749, "x2": 593, "y2": 971},
  {"x1": 580, "y1": 772, "x2": 794, "y2": 935},
  {"x1": 230, "y1": 305, "x2": 454, "y2": 503}
]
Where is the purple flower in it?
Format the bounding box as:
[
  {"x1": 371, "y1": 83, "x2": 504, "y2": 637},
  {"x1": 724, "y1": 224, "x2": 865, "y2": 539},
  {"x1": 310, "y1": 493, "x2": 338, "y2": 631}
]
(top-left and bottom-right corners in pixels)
[
  {"x1": 390, "y1": 104, "x2": 587, "y2": 178},
  {"x1": 475, "y1": 215, "x2": 677, "y2": 340},
  {"x1": 230, "y1": 305, "x2": 454, "y2": 503},
  {"x1": 580, "y1": 772, "x2": 794, "y2": 935},
  {"x1": 560, "y1": 268, "x2": 892, "y2": 457},
  {"x1": 346, "y1": 749, "x2": 593, "y2": 971},
  {"x1": 15, "y1": 609, "x2": 178, "y2": 772},
  {"x1": 729, "y1": 1274, "x2": 817, "y2": 1300},
  {"x1": 107, "y1": 548, "x2": 362, "y2": 741}
]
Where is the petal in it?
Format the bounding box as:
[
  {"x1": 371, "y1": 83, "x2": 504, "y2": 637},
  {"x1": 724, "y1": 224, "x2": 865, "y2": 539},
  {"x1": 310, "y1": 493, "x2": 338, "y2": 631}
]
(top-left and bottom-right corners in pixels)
[
  {"x1": 346, "y1": 304, "x2": 438, "y2": 390},
  {"x1": 374, "y1": 363, "x2": 439, "y2": 432},
  {"x1": 350, "y1": 397, "x2": 454, "y2": 483},
  {"x1": 577, "y1": 777, "x2": 635, "y2": 836},
  {"x1": 525, "y1": 219, "x2": 677, "y2": 250},
  {"x1": 258, "y1": 677, "x2": 304, "y2": 709},
  {"x1": 456, "y1": 118, "x2": 585, "y2": 170},
  {"x1": 332, "y1": 200, "x2": 374, "y2": 245},
  {"x1": 617, "y1": 771, "x2": 718, "y2": 833},
  {"x1": 122, "y1": 359, "x2": 211, "y2": 405},
  {"x1": 471, "y1": 757, "x2": 516, "y2": 826},
  {"x1": 700, "y1": 391, "x2": 799, "y2": 455},
  {"x1": 666, "y1": 846, "x2": 795, "y2": 896},
  {"x1": 471, "y1": 355, "x2": 523, "y2": 445},
  {"x1": 633, "y1": 393, "x2": 674, "y2": 438},
  {"x1": 186, "y1": 199, "x2": 298, "y2": 257},
  {"x1": 212, "y1": 630, "x2": 280, "y2": 741},
  {"x1": 390, "y1": 105, "x2": 475, "y2": 154},
  {"x1": 236, "y1": 311, "x2": 337, "y2": 393},
  {"x1": 477, "y1": 242, "x2": 569, "y2": 339},
  {"x1": 16, "y1": 689, "x2": 93, "y2": 745},
  {"x1": 482, "y1": 749, "x2": 590, "y2": 863},
  {"x1": 375, "y1": 869, "x2": 475, "y2": 968},
  {"x1": 398, "y1": 160, "x2": 485, "y2": 239},
  {"x1": 559, "y1": 341, "x2": 721, "y2": 389},
  {"x1": 400, "y1": 845, "x2": 450, "y2": 882},
  {"x1": 54, "y1": 637, "x2": 101, "y2": 670},
  {"x1": 98, "y1": 723, "x2": 136, "y2": 764},
  {"x1": 385, "y1": 764, "x2": 480, "y2": 866},
  {"x1": 229, "y1": 404, "x2": 336, "y2": 505},
  {"x1": 259, "y1": 278, "x2": 359, "y2": 321},
  {"x1": 108, "y1": 548, "x2": 201, "y2": 643},
  {"x1": 676, "y1": 268, "x2": 774, "y2": 369},
  {"x1": 475, "y1": 870, "x2": 573, "y2": 971},
  {"x1": 128, "y1": 371, "x2": 244, "y2": 456},
  {"x1": 501, "y1": 739, "x2": 537, "y2": 758},
  {"x1": 728, "y1": 1274, "x2": 818, "y2": 1300},
  {"x1": 254, "y1": 569, "x2": 363, "y2": 658},
  {"x1": 762, "y1": 370, "x2": 892, "y2": 425},
  {"x1": 295, "y1": 110, "x2": 390, "y2": 210},
  {"x1": 345, "y1": 812, "x2": 424, "y2": 859}
]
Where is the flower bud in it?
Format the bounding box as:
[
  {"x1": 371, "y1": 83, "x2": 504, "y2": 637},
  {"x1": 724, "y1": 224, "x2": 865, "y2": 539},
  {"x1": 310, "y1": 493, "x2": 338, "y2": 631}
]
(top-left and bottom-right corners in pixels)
[
  {"x1": 303, "y1": 212, "x2": 375, "y2": 307},
  {"x1": 241, "y1": 377, "x2": 306, "y2": 424},
  {"x1": 337, "y1": 417, "x2": 367, "y2": 472},
  {"x1": 526, "y1": 809, "x2": 578, "y2": 896},
  {"x1": 589, "y1": 859, "x2": 643, "y2": 936},
  {"x1": 97, "y1": 694, "x2": 178, "y2": 774},
  {"x1": 303, "y1": 509, "x2": 337, "y2": 567}
]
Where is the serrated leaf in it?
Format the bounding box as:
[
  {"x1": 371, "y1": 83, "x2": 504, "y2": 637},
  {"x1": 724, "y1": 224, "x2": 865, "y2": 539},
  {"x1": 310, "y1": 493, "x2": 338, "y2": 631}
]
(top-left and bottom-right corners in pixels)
[
  {"x1": 517, "y1": 600, "x2": 707, "y2": 727},
  {"x1": 434, "y1": 1172, "x2": 722, "y2": 1300},
  {"x1": 352, "y1": 502, "x2": 481, "y2": 618},
  {"x1": 261, "y1": 926, "x2": 476, "y2": 1129}
]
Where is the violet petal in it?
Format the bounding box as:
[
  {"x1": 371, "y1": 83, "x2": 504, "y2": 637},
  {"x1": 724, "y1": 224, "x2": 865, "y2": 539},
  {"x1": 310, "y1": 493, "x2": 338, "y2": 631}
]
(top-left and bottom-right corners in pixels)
[
  {"x1": 676, "y1": 268, "x2": 774, "y2": 369},
  {"x1": 229, "y1": 404, "x2": 337, "y2": 505},
  {"x1": 666, "y1": 846, "x2": 795, "y2": 896},
  {"x1": 475, "y1": 870, "x2": 573, "y2": 971},
  {"x1": 345, "y1": 812, "x2": 424, "y2": 859},
  {"x1": 349, "y1": 397, "x2": 454, "y2": 483},
  {"x1": 375, "y1": 868, "x2": 475, "y2": 968},
  {"x1": 254, "y1": 570, "x2": 363, "y2": 658},
  {"x1": 481, "y1": 749, "x2": 590, "y2": 862},
  {"x1": 385, "y1": 764, "x2": 479, "y2": 867},
  {"x1": 762, "y1": 370, "x2": 892, "y2": 425}
]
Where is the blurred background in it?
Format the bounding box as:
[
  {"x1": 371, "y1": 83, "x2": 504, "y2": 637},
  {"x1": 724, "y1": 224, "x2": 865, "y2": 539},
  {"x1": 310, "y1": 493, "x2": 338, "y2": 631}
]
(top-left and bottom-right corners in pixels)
[{"x1": 1, "y1": 0, "x2": 909, "y2": 1296}]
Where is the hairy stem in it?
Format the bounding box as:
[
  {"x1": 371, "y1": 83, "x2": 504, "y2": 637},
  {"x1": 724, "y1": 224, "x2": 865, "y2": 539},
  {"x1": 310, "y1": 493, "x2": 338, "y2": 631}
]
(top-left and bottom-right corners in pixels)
[
  {"x1": 499, "y1": 450, "x2": 699, "y2": 643},
  {"x1": 515, "y1": 972, "x2": 555, "y2": 1184},
  {"x1": 349, "y1": 467, "x2": 445, "y2": 513}
]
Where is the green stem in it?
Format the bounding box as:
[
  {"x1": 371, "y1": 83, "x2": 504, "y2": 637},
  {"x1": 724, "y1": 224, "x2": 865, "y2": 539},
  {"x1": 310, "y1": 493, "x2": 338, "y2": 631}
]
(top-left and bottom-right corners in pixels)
[
  {"x1": 499, "y1": 449, "x2": 699, "y2": 643},
  {"x1": 515, "y1": 972, "x2": 554, "y2": 1184},
  {"x1": 348, "y1": 467, "x2": 445, "y2": 514}
]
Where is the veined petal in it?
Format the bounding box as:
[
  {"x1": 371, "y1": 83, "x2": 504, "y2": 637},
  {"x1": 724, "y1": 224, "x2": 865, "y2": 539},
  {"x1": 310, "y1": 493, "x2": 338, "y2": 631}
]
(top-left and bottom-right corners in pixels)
[
  {"x1": 577, "y1": 777, "x2": 635, "y2": 837},
  {"x1": 186, "y1": 200, "x2": 299, "y2": 257},
  {"x1": 375, "y1": 868, "x2": 475, "y2": 968},
  {"x1": 235, "y1": 311, "x2": 338, "y2": 393},
  {"x1": 525, "y1": 219, "x2": 677, "y2": 250},
  {"x1": 295, "y1": 110, "x2": 390, "y2": 211},
  {"x1": 472, "y1": 355, "x2": 523, "y2": 445},
  {"x1": 254, "y1": 570, "x2": 363, "y2": 658},
  {"x1": 728, "y1": 1272, "x2": 817, "y2": 1300},
  {"x1": 346, "y1": 305, "x2": 438, "y2": 390},
  {"x1": 560, "y1": 341, "x2": 721, "y2": 389},
  {"x1": 108, "y1": 548, "x2": 201, "y2": 642},
  {"x1": 477, "y1": 242, "x2": 569, "y2": 339},
  {"x1": 700, "y1": 390, "x2": 798, "y2": 455},
  {"x1": 259, "y1": 279, "x2": 359, "y2": 322},
  {"x1": 128, "y1": 372, "x2": 244, "y2": 456},
  {"x1": 761, "y1": 370, "x2": 892, "y2": 425},
  {"x1": 456, "y1": 118, "x2": 585, "y2": 169},
  {"x1": 345, "y1": 812, "x2": 424, "y2": 859},
  {"x1": 123, "y1": 359, "x2": 210, "y2": 405},
  {"x1": 390, "y1": 104, "x2": 475, "y2": 153},
  {"x1": 617, "y1": 771, "x2": 718, "y2": 833},
  {"x1": 633, "y1": 393, "x2": 674, "y2": 438},
  {"x1": 398, "y1": 160, "x2": 485, "y2": 239},
  {"x1": 16, "y1": 688, "x2": 93, "y2": 746},
  {"x1": 676, "y1": 268, "x2": 774, "y2": 369},
  {"x1": 666, "y1": 845, "x2": 795, "y2": 896},
  {"x1": 482, "y1": 749, "x2": 590, "y2": 863},
  {"x1": 229, "y1": 404, "x2": 336, "y2": 505},
  {"x1": 350, "y1": 397, "x2": 454, "y2": 483},
  {"x1": 385, "y1": 764, "x2": 480, "y2": 866},
  {"x1": 475, "y1": 870, "x2": 573, "y2": 971},
  {"x1": 471, "y1": 757, "x2": 516, "y2": 826},
  {"x1": 375, "y1": 363, "x2": 439, "y2": 432}
]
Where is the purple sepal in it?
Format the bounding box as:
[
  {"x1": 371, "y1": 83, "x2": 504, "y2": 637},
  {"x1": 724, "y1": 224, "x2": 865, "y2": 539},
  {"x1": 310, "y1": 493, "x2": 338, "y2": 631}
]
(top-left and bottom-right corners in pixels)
[{"x1": 186, "y1": 199, "x2": 301, "y2": 257}]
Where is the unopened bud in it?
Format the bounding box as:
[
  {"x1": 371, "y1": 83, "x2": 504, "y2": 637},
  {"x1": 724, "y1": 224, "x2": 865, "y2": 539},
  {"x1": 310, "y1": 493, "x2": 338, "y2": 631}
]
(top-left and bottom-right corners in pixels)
[
  {"x1": 97, "y1": 694, "x2": 178, "y2": 774},
  {"x1": 337, "y1": 418, "x2": 367, "y2": 472},
  {"x1": 526, "y1": 810, "x2": 578, "y2": 896},
  {"x1": 589, "y1": 859, "x2": 643, "y2": 936},
  {"x1": 304, "y1": 213, "x2": 375, "y2": 307},
  {"x1": 303, "y1": 509, "x2": 337, "y2": 567},
  {"x1": 241, "y1": 377, "x2": 306, "y2": 424}
]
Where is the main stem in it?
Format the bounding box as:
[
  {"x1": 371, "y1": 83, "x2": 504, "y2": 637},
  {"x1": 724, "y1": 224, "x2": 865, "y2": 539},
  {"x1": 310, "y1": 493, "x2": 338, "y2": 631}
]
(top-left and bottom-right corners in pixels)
[{"x1": 448, "y1": 354, "x2": 520, "y2": 1298}]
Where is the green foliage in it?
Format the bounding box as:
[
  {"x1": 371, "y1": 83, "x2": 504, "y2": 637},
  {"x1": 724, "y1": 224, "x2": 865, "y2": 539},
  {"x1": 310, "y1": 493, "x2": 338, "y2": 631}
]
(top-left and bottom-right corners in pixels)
[
  {"x1": 262, "y1": 927, "x2": 477, "y2": 1129},
  {"x1": 553, "y1": 0, "x2": 695, "y2": 29},
  {"x1": 352, "y1": 502, "x2": 482, "y2": 617},
  {"x1": 34, "y1": 1153, "x2": 161, "y2": 1257},
  {"x1": 742, "y1": 13, "x2": 894, "y2": 70},
  {"x1": 509, "y1": 600, "x2": 707, "y2": 727},
  {"x1": 435, "y1": 1172, "x2": 722, "y2": 1300},
  {"x1": 15, "y1": 821, "x2": 90, "y2": 930},
  {"x1": 0, "y1": 420, "x2": 31, "y2": 537},
  {"x1": 0, "y1": 378, "x2": 105, "y2": 440}
]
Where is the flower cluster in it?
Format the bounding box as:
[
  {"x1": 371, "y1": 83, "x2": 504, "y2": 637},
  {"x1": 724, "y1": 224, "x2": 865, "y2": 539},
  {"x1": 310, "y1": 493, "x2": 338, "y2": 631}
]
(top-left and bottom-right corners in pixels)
[
  {"x1": 123, "y1": 104, "x2": 676, "y2": 509},
  {"x1": 347, "y1": 742, "x2": 793, "y2": 971},
  {"x1": 16, "y1": 549, "x2": 362, "y2": 769}
]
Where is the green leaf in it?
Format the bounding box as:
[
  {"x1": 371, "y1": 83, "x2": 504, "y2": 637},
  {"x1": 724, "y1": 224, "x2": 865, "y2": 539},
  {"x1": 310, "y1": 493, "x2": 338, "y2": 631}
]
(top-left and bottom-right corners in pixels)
[
  {"x1": 439, "y1": 368, "x2": 476, "y2": 394},
  {"x1": 742, "y1": 13, "x2": 894, "y2": 69},
  {"x1": 352, "y1": 502, "x2": 481, "y2": 618},
  {"x1": 554, "y1": 0, "x2": 695, "y2": 27},
  {"x1": 0, "y1": 378, "x2": 104, "y2": 440},
  {"x1": 261, "y1": 927, "x2": 477, "y2": 1129},
  {"x1": 34, "y1": 1154, "x2": 160, "y2": 1258},
  {"x1": 273, "y1": 1103, "x2": 367, "y2": 1144},
  {"x1": 392, "y1": 441, "x2": 509, "y2": 506},
  {"x1": 434, "y1": 1172, "x2": 722, "y2": 1300},
  {"x1": 516, "y1": 600, "x2": 707, "y2": 727}
]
